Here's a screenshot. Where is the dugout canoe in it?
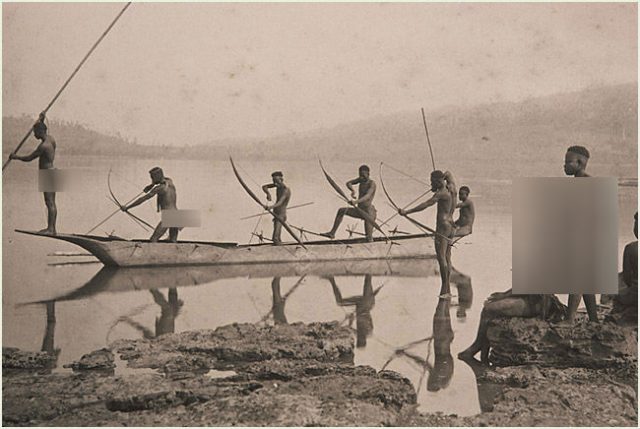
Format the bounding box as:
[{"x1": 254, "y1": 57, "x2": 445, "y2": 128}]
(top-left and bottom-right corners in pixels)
[{"x1": 16, "y1": 229, "x2": 435, "y2": 267}]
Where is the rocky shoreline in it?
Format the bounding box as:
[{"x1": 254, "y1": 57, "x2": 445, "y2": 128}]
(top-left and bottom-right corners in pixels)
[{"x1": 3, "y1": 318, "x2": 638, "y2": 426}]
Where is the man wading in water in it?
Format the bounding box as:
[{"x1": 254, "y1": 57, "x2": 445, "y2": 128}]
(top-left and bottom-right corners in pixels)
[
  {"x1": 262, "y1": 171, "x2": 291, "y2": 245},
  {"x1": 10, "y1": 113, "x2": 58, "y2": 235},
  {"x1": 400, "y1": 170, "x2": 457, "y2": 298},
  {"x1": 321, "y1": 165, "x2": 377, "y2": 242},
  {"x1": 563, "y1": 145, "x2": 598, "y2": 323},
  {"x1": 122, "y1": 167, "x2": 180, "y2": 242}
]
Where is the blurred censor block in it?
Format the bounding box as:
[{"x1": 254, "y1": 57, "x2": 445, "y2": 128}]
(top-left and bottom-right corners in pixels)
[
  {"x1": 161, "y1": 209, "x2": 201, "y2": 228},
  {"x1": 513, "y1": 178, "x2": 618, "y2": 294},
  {"x1": 38, "y1": 169, "x2": 85, "y2": 192}
]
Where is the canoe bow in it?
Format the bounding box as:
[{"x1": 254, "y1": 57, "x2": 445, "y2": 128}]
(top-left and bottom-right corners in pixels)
[
  {"x1": 318, "y1": 159, "x2": 390, "y2": 240},
  {"x1": 230, "y1": 157, "x2": 307, "y2": 249}
]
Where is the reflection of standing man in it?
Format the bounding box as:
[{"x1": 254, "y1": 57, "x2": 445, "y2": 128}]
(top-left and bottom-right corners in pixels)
[
  {"x1": 326, "y1": 274, "x2": 382, "y2": 347},
  {"x1": 427, "y1": 298, "x2": 454, "y2": 392},
  {"x1": 41, "y1": 301, "x2": 59, "y2": 357},
  {"x1": 121, "y1": 288, "x2": 183, "y2": 338},
  {"x1": 271, "y1": 277, "x2": 288, "y2": 325}
]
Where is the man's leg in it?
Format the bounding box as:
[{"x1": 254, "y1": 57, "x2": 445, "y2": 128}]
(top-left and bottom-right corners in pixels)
[
  {"x1": 41, "y1": 192, "x2": 57, "y2": 234},
  {"x1": 150, "y1": 222, "x2": 167, "y2": 242},
  {"x1": 458, "y1": 297, "x2": 533, "y2": 361},
  {"x1": 583, "y1": 294, "x2": 599, "y2": 322},
  {"x1": 323, "y1": 208, "x2": 360, "y2": 238},
  {"x1": 363, "y1": 207, "x2": 376, "y2": 242},
  {"x1": 272, "y1": 218, "x2": 283, "y2": 244},
  {"x1": 435, "y1": 235, "x2": 450, "y2": 297},
  {"x1": 566, "y1": 294, "x2": 580, "y2": 322},
  {"x1": 168, "y1": 227, "x2": 179, "y2": 243}
]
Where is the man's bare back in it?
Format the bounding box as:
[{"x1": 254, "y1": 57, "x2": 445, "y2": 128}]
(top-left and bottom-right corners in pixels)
[{"x1": 37, "y1": 136, "x2": 56, "y2": 170}]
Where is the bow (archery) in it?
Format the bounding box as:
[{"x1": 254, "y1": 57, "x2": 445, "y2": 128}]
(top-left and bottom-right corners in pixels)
[
  {"x1": 107, "y1": 169, "x2": 154, "y2": 231},
  {"x1": 230, "y1": 157, "x2": 307, "y2": 249},
  {"x1": 379, "y1": 163, "x2": 453, "y2": 243},
  {"x1": 318, "y1": 159, "x2": 390, "y2": 240}
]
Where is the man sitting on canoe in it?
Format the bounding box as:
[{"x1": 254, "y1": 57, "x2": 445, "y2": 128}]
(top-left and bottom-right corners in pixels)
[
  {"x1": 262, "y1": 171, "x2": 291, "y2": 245},
  {"x1": 321, "y1": 165, "x2": 377, "y2": 242},
  {"x1": 121, "y1": 167, "x2": 179, "y2": 242},
  {"x1": 9, "y1": 113, "x2": 58, "y2": 235},
  {"x1": 400, "y1": 170, "x2": 457, "y2": 298},
  {"x1": 453, "y1": 185, "x2": 475, "y2": 237}
]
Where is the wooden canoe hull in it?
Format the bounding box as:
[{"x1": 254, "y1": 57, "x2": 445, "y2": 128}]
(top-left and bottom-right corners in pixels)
[{"x1": 16, "y1": 230, "x2": 435, "y2": 267}]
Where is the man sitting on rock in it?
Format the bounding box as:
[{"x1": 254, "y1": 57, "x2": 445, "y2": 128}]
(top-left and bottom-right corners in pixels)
[
  {"x1": 458, "y1": 291, "x2": 566, "y2": 363},
  {"x1": 604, "y1": 212, "x2": 637, "y2": 324}
]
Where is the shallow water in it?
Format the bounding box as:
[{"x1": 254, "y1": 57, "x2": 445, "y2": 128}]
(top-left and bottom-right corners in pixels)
[{"x1": 3, "y1": 155, "x2": 637, "y2": 416}]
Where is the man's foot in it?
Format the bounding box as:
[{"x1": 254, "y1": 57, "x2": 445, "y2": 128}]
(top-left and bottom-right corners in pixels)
[
  {"x1": 320, "y1": 232, "x2": 335, "y2": 239},
  {"x1": 458, "y1": 346, "x2": 480, "y2": 359},
  {"x1": 38, "y1": 228, "x2": 56, "y2": 235}
]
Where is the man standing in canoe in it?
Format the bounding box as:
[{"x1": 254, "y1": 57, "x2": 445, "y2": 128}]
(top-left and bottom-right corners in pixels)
[
  {"x1": 321, "y1": 165, "x2": 377, "y2": 242},
  {"x1": 121, "y1": 167, "x2": 180, "y2": 242},
  {"x1": 9, "y1": 113, "x2": 58, "y2": 235},
  {"x1": 400, "y1": 170, "x2": 457, "y2": 297},
  {"x1": 563, "y1": 145, "x2": 598, "y2": 323},
  {"x1": 262, "y1": 171, "x2": 291, "y2": 245}
]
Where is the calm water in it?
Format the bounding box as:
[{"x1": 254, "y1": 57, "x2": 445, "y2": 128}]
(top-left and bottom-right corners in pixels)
[{"x1": 3, "y1": 155, "x2": 637, "y2": 416}]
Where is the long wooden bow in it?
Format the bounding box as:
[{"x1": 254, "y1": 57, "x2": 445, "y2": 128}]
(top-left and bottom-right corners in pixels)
[
  {"x1": 107, "y1": 169, "x2": 153, "y2": 230},
  {"x1": 318, "y1": 159, "x2": 389, "y2": 240},
  {"x1": 230, "y1": 157, "x2": 307, "y2": 249},
  {"x1": 379, "y1": 163, "x2": 453, "y2": 243}
]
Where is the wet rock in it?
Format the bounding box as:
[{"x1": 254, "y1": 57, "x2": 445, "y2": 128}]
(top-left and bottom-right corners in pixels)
[
  {"x1": 487, "y1": 317, "x2": 637, "y2": 368},
  {"x1": 3, "y1": 321, "x2": 415, "y2": 426},
  {"x1": 2, "y1": 347, "x2": 57, "y2": 371},
  {"x1": 63, "y1": 348, "x2": 115, "y2": 372},
  {"x1": 471, "y1": 367, "x2": 638, "y2": 426},
  {"x1": 112, "y1": 321, "x2": 354, "y2": 372}
]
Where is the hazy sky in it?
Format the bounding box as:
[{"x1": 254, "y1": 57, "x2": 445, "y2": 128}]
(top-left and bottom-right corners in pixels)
[{"x1": 3, "y1": 2, "x2": 637, "y2": 146}]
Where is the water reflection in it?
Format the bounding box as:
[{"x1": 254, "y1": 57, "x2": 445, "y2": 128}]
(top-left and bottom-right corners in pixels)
[
  {"x1": 326, "y1": 274, "x2": 382, "y2": 348},
  {"x1": 41, "y1": 301, "x2": 60, "y2": 371},
  {"x1": 118, "y1": 289, "x2": 184, "y2": 338},
  {"x1": 23, "y1": 258, "x2": 484, "y2": 415}
]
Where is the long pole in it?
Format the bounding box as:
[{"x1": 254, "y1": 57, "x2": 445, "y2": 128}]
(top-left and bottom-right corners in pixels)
[
  {"x1": 421, "y1": 107, "x2": 436, "y2": 171},
  {"x1": 3, "y1": 2, "x2": 132, "y2": 172}
]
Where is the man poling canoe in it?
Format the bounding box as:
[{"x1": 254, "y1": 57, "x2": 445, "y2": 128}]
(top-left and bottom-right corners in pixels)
[
  {"x1": 318, "y1": 160, "x2": 389, "y2": 242},
  {"x1": 229, "y1": 157, "x2": 307, "y2": 249}
]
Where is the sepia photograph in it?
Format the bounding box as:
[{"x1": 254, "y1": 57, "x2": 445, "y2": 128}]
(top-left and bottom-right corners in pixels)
[{"x1": 2, "y1": 1, "x2": 638, "y2": 426}]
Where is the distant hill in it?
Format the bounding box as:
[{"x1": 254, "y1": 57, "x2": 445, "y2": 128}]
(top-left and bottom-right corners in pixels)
[{"x1": 3, "y1": 83, "x2": 636, "y2": 177}]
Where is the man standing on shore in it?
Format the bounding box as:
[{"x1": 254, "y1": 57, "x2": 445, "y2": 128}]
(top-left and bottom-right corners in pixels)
[
  {"x1": 563, "y1": 145, "x2": 598, "y2": 323},
  {"x1": 10, "y1": 113, "x2": 58, "y2": 235}
]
